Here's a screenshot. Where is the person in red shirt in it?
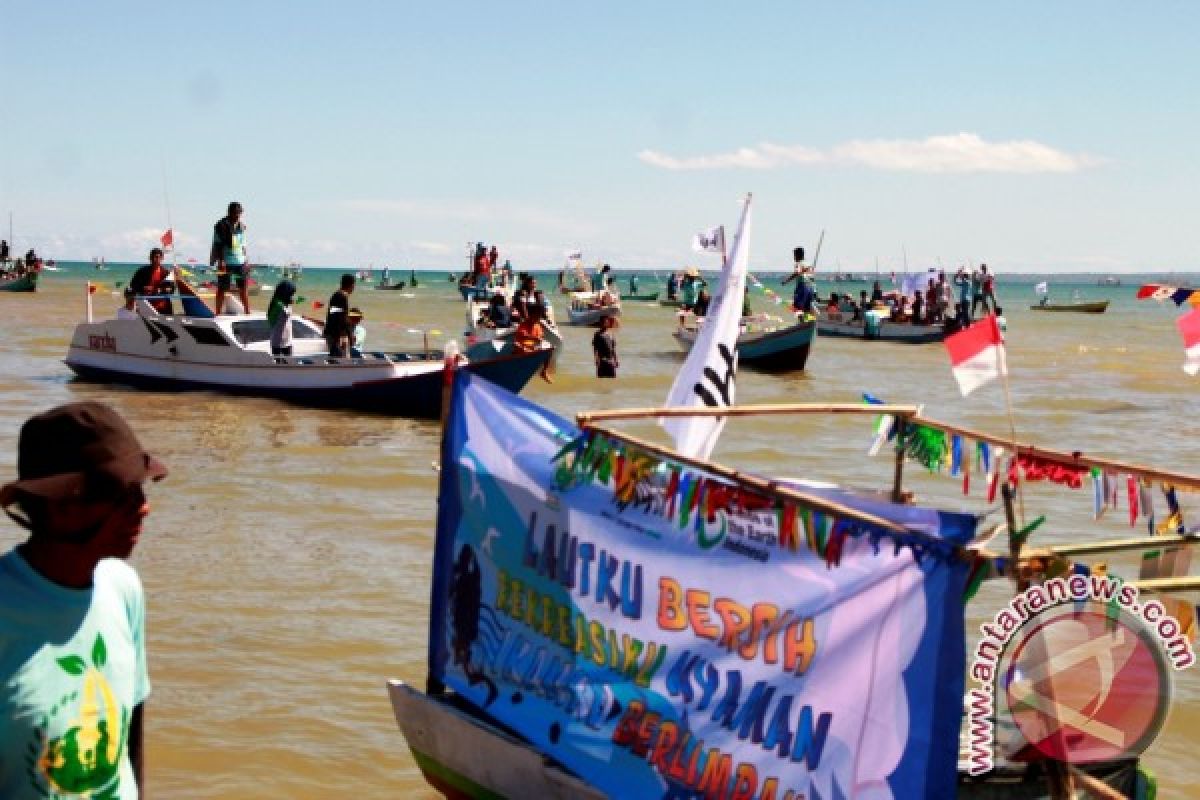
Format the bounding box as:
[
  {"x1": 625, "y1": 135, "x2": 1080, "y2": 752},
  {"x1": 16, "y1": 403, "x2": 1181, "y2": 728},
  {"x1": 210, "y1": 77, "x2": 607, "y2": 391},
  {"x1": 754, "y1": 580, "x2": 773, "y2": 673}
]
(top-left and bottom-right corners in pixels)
[{"x1": 128, "y1": 248, "x2": 175, "y2": 314}]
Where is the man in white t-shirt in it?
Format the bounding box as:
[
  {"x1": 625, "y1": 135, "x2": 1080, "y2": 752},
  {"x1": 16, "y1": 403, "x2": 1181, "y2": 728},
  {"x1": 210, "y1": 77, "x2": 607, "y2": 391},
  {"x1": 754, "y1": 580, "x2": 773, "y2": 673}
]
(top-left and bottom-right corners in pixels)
[{"x1": 0, "y1": 403, "x2": 168, "y2": 799}]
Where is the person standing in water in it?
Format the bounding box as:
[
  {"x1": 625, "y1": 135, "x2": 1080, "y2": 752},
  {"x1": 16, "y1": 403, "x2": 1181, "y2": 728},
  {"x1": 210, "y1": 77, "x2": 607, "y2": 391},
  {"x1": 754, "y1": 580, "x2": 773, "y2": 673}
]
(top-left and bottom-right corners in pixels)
[
  {"x1": 592, "y1": 316, "x2": 619, "y2": 378},
  {"x1": 0, "y1": 402, "x2": 168, "y2": 799}
]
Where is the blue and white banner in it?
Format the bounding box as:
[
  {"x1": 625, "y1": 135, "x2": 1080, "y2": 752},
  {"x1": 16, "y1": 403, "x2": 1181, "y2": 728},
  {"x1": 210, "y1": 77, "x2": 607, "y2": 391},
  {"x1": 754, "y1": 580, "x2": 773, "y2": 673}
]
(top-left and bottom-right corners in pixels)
[{"x1": 428, "y1": 372, "x2": 973, "y2": 800}]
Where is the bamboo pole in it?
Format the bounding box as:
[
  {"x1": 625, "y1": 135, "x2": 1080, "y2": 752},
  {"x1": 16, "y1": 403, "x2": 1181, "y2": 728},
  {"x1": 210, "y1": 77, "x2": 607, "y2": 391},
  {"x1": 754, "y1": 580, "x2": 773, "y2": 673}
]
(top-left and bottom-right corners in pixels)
[
  {"x1": 1038, "y1": 533, "x2": 1198, "y2": 558},
  {"x1": 1131, "y1": 575, "x2": 1200, "y2": 593},
  {"x1": 578, "y1": 403, "x2": 920, "y2": 425},
  {"x1": 583, "y1": 422, "x2": 932, "y2": 540},
  {"x1": 1066, "y1": 766, "x2": 1127, "y2": 800}
]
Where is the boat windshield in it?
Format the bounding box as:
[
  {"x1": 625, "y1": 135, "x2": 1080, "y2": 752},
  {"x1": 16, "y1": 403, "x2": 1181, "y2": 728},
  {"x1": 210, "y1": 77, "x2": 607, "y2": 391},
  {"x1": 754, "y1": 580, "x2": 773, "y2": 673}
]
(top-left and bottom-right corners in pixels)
[{"x1": 230, "y1": 318, "x2": 324, "y2": 345}]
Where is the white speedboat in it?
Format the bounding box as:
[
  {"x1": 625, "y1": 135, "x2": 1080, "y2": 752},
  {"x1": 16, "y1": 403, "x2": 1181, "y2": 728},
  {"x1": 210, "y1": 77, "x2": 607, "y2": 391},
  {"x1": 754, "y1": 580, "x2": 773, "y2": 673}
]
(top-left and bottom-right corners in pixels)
[{"x1": 65, "y1": 295, "x2": 552, "y2": 418}]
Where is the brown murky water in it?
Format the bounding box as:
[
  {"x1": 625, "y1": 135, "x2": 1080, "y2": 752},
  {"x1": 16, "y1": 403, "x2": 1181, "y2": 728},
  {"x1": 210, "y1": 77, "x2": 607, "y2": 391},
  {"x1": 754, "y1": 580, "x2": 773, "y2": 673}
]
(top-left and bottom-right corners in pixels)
[{"x1": 2, "y1": 271, "x2": 1197, "y2": 798}]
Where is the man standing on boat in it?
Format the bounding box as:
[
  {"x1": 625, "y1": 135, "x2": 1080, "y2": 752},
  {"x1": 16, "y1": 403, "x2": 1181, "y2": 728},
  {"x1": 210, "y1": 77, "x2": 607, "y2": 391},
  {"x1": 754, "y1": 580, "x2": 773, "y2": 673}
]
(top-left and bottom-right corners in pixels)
[
  {"x1": 210, "y1": 201, "x2": 250, "y2": 315},
  {"x1": 0, "y1": 402, "x2": 167, "y2": 799}
]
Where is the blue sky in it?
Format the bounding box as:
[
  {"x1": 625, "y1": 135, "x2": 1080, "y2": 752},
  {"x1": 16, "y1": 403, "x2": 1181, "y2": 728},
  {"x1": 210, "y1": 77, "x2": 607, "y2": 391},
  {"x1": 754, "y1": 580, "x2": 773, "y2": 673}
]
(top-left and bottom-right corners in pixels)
[{"x1": 2, "y1": 2, "x2": 1197, "y2": 272}]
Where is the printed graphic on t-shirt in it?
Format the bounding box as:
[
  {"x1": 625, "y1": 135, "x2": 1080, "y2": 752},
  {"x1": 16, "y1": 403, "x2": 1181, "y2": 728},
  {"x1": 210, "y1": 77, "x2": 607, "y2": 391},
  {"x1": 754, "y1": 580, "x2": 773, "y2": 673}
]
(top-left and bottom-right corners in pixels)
[{"x1": 26, "y1": 633, "x2": 129, "y2": 798}]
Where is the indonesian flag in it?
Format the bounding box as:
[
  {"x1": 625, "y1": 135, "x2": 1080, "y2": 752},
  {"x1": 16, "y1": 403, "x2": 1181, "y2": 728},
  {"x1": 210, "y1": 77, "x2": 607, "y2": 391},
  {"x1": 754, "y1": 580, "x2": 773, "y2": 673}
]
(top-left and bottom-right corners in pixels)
[
  {"x1": 1178, "y1": 307, "x2": 1200, "y2": 376},
  {"x1": 945, "y1": 314, "x2": 1006, "y2": 396},
  {"x1": 691, "y1": 225, "x2": 725, "y2": 254},
  {"x1": 161, "y1": 229, "x2": 174, "y2": 248}
]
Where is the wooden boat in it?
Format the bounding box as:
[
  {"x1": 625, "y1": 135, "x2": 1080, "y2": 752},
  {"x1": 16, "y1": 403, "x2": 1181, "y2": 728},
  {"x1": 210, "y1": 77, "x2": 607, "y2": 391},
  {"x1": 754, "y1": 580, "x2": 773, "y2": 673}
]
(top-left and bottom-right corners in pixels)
[
  {"x1": 565, "y1": 291, "x2": 621, "y2": 326},
  {"x1": 463, "y1": 297, "x2": 563, "y2": 369},
  {"x1": 673, "y1": 312, "x2": 815, "y2": 370},
  {"x1": 619, "y1": 290, "x2": 660, "y2": 302},
  {"x1": 817, "y1": 312, "x2": 946, "y2": 343},
  {"x1": 0, "y1": 272, "x2": 37, "y2": 292},
  {"x1": 390, "y1": 380, "x2": 1184, "y2": 799},
  {"x1": 376, "y1": 280, "x2": 407, "y2": 291},
  {"x1": 1030, "y1": 300, "x2": 1109, "y2": 313},
  {"x1": 65, "y1": 294, "x2": 551, "y2": 418}
]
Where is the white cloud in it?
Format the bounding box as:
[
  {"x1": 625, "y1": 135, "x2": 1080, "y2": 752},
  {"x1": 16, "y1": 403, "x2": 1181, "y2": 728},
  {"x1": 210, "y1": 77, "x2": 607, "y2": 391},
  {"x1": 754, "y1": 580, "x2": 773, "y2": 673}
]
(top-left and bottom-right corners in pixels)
[{"x1": 639, "y1": 133, "x2": 1101, "y2": 174}]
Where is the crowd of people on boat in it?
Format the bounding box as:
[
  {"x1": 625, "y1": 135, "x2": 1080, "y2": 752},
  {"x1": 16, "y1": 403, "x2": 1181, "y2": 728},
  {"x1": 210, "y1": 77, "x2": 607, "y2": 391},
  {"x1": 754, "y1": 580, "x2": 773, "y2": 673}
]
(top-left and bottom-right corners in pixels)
[
  {"x1": 780, "y1": 250, "x2": 1002, "y2": 333},
  {"x1": 0, "y1": 241, "x2": 43, "y2": 281},
  {"x1": 460, "y1": 242, "x2": 512, "y2": 290}
]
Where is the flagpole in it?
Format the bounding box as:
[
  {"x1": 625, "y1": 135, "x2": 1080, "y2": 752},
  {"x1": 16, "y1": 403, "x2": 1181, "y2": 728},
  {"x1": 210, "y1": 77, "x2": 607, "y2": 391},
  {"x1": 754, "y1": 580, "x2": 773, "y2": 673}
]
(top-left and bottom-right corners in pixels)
[
  {"x1": 720, "y1": 225, "x2": 727, "y2": 270},
  {"x1": 161, "y1": 158, "x2": 177, "y2": 272},
  {"x1": 998, "y1": 330, "x2": 1027, "y2": 524}
]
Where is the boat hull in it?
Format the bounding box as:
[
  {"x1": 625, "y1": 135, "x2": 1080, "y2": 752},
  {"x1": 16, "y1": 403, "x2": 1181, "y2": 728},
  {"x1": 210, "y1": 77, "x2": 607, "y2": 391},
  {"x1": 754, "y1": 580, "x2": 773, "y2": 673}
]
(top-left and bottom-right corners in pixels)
[
  {"x1": 566, "y1": 305, "x2": 620, "y2": 327},
  {"x1": 674, "y1": 319, "x2": 815, "y2": 371},
  {"x1": 66, "y1": 348, "x2": 549, "y2": 418},
  {"x1": 376, "y1": 281, "x2": 407, "y2": 291},
  {"x1": 817, "y1": 318, "x2": 946, "y2": 343},
  {"x1": 619, "y1": 291, "x2": 660, "y2": 302},
  {"x1": 388, "y1": 681, "x2": 603, "y2": 800},
  {"x1": 0, "y1": 273, "x2": 37, "y2": 292},
  {"x1": 1030, "y1": 301, "x2": 1108, "y2": 313}
]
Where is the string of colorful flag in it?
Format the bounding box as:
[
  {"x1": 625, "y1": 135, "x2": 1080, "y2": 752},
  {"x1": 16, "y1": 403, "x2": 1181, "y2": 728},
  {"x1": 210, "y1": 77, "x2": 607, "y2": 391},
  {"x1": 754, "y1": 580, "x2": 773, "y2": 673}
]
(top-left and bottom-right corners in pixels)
[
  {"x1": 746, "y1": 273, "x2": 788, "y2": 307},
  {"x1": 865, "y1": 404, "x2": 1193, "y2": 534},
  {"x1": 551, "y1": 428, "x2": 959, "y2": 566}
]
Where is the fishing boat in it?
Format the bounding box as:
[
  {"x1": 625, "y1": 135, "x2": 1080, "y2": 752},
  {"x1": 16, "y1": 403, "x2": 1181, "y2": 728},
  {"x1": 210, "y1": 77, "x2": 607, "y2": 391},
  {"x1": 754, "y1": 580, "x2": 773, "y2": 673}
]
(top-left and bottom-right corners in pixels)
[
  {"x1": 673, "y1": 312, "x2": 815, "y2": 370},
  {"x1": 565, "y1": 291, "x2": 621, "y2": 326},
  {"x1": 1030, "y1": 299, "x2": 1109, "y2": 313},
  {"x1": 463, "y1": 295, "x2": 564, "y2": 368},
  {"x1": 390, "y1": 373, "x2": 1182, "y2": 799},
  {"x1": 620, "y1": 290, "x2": 661, "y2": 302},
  {"x1": 376, "y1": 279, "x2": 407, "y2": 291},
  {"x1": 816, "y1": 311, "x2": 947, "y2": 343},
  {"x1": 64, "y1": 292, "x2": 552, "y2": 418},
  {"x1": 0, "y1": 271, "x2": 37, "y2": 292}
]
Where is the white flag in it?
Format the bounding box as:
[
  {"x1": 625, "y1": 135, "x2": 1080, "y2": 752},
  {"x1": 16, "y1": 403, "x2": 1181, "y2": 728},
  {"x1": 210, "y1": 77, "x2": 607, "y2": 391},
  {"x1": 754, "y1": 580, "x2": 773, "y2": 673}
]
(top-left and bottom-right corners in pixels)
[
  {"x1": 691, "y1": 225, "x2": 725, "y2": 254},
  {"x1": 663, "y1": 197, "x2": 751, "y2": 459}
]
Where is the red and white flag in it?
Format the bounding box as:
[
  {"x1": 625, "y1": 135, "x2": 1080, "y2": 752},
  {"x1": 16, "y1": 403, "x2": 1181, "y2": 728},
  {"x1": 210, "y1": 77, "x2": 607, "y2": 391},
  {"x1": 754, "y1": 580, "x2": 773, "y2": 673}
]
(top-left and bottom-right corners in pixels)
[
  {"x1": 161, "y1": 229, "x2": 174, "y2": 248},
  {"x1": 1178, "y1": 307, "x2": 1200, "y2": 376},
  {"x1": 944, "y1": 314, "x2": 1006, "y2": 396}
]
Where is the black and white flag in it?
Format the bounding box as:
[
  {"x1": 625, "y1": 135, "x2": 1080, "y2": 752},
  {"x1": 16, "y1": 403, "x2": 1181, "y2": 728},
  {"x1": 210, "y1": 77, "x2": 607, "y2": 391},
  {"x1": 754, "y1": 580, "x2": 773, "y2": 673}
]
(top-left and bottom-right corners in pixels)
[
  {"x1": 663, "y1": 196, "x2": 751, "y2": 459},
  {"x1": 691, "y1": 225, "x2": 725, "y2": 254}
]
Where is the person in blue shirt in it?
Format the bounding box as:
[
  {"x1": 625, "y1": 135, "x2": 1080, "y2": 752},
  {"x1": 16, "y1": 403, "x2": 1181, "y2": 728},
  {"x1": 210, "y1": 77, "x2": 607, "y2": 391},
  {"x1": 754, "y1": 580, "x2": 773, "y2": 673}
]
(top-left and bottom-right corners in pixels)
[
  {"x1": 0, "y1": 402, "x2": 168, "y2": 800},
  {"x1": 210, "y1": 201, "x2": 250, "y2": 315}
]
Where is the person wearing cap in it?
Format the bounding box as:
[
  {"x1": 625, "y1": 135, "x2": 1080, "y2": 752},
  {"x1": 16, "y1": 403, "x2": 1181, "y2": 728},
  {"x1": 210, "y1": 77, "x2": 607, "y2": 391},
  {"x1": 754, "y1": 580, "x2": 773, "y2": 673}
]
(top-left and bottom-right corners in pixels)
[{"x1": 0, "y1": 402, "x2": 167, "y2": 799}]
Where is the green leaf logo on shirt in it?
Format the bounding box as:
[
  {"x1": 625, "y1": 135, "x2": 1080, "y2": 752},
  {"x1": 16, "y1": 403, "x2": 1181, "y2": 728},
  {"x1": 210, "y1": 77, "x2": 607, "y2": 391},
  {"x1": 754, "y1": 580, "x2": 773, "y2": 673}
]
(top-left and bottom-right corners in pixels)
[{"x1": 32, "y1": 633, "x2": 126, "y2": 797}]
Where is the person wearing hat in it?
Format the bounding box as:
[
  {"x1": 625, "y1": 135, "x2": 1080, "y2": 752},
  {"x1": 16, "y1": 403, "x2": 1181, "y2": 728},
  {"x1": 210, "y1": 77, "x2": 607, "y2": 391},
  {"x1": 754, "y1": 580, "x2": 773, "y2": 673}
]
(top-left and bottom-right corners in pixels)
[
  {"x1": 680, "y1": 267, "x2": 705, "y2": 311},
  {"x1": 0, "y1": 402, "x2": 166, "y2": 798},
  {"x1": 781, "y1": 249, "x2": 816, "y2": 315}
]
